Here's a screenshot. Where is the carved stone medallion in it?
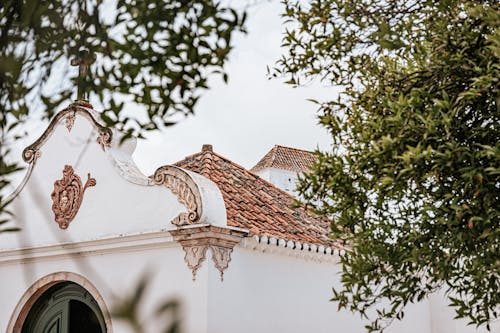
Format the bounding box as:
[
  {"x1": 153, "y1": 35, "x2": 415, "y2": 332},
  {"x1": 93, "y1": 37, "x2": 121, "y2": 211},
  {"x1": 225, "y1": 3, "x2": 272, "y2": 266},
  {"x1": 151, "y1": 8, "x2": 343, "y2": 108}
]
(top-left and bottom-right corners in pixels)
[{"x1": 51, "y1": 165, "x2": 96, "y2": 229}]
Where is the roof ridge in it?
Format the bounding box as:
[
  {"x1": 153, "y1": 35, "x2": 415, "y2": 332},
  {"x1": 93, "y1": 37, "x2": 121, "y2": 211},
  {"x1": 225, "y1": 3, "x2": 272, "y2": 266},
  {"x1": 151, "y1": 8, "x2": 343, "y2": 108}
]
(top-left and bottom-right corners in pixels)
[
  {"x1": 211, "y1": 151, "x2": 291, "y2": 195},
  {"x1": 176, "y1": 148, "x2": 300, "y2": 200},
  {"x1": 212, "y1": 152, "x2": 315, "y2": 212},
  {"x1": 174, "y1": 151, "x2": 203, "y2": 165},
  {"x1": 200, "y1": 150, "x2": 214, "y2": 177},
  {"x1": 209, "y1": 151, "x2": 251, "y2": 174},
  {"x1": 274, "y1": 145, "x2": 314, "y2": 154},
  {"x1": 249, "y1": 145, "x2": 277, "y2": 173},
  {"x1": 250, "y1": 145, "x2": 316, "y2": 173},
  {"x1": 268, "y1": 145, "x2": 278, "y2": 168}
]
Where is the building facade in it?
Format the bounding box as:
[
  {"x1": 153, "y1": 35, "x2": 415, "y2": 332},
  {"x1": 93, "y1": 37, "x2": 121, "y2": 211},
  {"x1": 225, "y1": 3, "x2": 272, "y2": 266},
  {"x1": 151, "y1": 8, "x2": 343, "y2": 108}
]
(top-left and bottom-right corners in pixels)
[{"x1": 1, "y1": 102, "x2": 495, "y2": 333}]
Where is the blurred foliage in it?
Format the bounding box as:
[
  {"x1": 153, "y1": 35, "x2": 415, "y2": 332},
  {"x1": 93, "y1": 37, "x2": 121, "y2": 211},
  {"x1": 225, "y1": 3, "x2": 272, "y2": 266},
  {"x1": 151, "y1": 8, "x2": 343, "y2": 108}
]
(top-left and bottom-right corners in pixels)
[
  {"x1": 1, "y1": 0, "x2": 245, "y2": 132},
  {"x1": 113, "y1": 273, "x2": 181, "y2": 333},
  {"x1": 0, "y1": 0, "x2": 245, "y2": 226},
  {"x1": 276, "y1": 0, "x2": 499, "y2": 331},
  {"x1": 0, "y1": 146, "x2": 22, "y2": 233}
]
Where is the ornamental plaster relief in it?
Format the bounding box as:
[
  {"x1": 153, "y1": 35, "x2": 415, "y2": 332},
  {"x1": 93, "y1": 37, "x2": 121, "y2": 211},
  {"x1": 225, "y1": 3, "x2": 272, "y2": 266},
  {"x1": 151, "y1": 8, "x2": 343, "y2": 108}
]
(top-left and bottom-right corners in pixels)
[
  {"x1": 171, "y1": 225, "x2": 248, "y2": 281},
  {"x1": 51, "y1": 165, "x2": 96, "y2": 229},
  {"x1": 183, "y1": 245, "x2": 208, "y2": 281},
  {"x1": 8, "y1": 101, "x2": 113, "y2": 205},
  {"x1": 153, "y1": 166, "x2": 203, "y2": 226},
  {"x1": 10, "y1": 101, "x2": 227, "y2": 231},
  {"x1": 22, "y1": 101, "x2": 113, "y2": 164},
  {"x1": 5, "y1": 100, "x2": 230, "y2": 258},
  {"x1": 209, "y1": 245, "x2": 233, "y2": 280}
]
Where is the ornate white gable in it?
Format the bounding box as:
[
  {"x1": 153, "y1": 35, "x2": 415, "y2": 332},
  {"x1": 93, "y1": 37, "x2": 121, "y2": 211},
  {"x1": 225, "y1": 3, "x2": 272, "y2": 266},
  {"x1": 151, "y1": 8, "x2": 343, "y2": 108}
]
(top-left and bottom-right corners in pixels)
[{"x1": 4, "y1": 102, "x2": 233, "y2": 258}]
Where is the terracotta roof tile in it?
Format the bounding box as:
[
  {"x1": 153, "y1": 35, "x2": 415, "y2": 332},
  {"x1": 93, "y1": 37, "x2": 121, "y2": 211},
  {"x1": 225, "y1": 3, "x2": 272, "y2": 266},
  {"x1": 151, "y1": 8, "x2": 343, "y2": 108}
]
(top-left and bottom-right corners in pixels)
[
  {"x1": 250, "y1": 145, "x2": 316, "y2": 173},
  {"x1": 174, "y1": 145, "x2": 336, "y2": 247}
]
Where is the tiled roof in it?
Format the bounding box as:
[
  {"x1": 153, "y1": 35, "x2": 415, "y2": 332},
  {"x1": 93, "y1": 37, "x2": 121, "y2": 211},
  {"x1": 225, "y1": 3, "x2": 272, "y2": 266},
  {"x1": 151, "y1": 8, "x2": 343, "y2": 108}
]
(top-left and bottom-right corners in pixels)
[
  {"x1": 250, "y1": 145, "x2": 316, "y2": 173},
  {"x1": 174, "y1": 145, "x2": 335, "y2": 247}
]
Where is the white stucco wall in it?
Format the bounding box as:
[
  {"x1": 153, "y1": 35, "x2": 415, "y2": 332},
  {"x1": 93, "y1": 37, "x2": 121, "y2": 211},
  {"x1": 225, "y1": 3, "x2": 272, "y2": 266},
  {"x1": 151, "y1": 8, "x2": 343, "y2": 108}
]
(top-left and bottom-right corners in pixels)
[
  {"x1": 0, "y1": 108, "x2": 225, "y2": 333},
  {"x1": 0, "y1": 235, "x2": 209, "y2": 333},
  {"x1": 2, "y1": 116, "x2": 181, "y2": 250},
  {"x1": 1, "y1": 235, "x2": 497, "y2": 333},
  {"x1": 205, "y1": 242, "x2": 499, "y2": 333},
  {"x1": 254, "y1": 167, "x2": 300, "y2": 196},
  {"x1": 206, "y1": 245, "x2": 432, "y2": 333}
]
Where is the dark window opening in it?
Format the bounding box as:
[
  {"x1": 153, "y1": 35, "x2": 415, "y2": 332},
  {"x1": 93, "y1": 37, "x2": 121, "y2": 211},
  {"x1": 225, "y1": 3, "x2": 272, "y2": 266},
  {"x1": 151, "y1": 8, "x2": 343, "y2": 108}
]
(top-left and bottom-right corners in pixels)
[
  {"x1": 21, "y1": 282, "x2": 106, "y2": 333},
  {"x1": 69, "y1": 300, "x2": 102, "y2": 333}
]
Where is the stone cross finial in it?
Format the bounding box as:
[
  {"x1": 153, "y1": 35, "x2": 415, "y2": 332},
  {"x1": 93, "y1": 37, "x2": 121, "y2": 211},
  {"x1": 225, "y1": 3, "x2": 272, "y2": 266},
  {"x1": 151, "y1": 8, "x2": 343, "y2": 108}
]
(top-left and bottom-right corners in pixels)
[{"x1": 70, "y1": 49, "x2": 96, "y2": 100}]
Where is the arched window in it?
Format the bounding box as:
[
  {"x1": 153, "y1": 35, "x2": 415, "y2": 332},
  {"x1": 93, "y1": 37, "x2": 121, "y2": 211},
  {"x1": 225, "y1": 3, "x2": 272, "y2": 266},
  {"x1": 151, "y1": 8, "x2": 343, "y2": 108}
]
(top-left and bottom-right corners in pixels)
[{"x1": 21, "y1": 282, "x2": 106, "y2": 333}]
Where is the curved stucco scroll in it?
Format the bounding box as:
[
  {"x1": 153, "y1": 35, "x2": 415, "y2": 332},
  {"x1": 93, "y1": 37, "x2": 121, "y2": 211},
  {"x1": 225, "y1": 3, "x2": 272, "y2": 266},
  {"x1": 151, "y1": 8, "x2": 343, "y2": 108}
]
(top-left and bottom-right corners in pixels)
[
  {"x1": 22, "y1": 100, "x2": 112, "y2": 163},
  {"x1": 153, "y1": 165, "x2": 203, "y2": 226},
  {"x1": 5, "y1": 101, "x2": 112, "y2": 204}
]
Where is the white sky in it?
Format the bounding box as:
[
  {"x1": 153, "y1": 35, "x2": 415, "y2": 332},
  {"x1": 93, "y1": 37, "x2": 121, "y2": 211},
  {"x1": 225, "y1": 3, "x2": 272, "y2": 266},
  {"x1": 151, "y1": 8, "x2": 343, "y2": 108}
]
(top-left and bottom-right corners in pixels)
[{"x1": 132, "y1": 0, "x2": 338, "y2": 173}]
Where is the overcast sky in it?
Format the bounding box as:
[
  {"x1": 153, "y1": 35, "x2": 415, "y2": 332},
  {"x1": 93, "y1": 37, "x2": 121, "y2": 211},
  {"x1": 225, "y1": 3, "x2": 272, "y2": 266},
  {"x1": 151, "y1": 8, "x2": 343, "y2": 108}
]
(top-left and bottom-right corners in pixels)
[
  {"x1": 133, "y1": 0, "x2": 339, "y2": 173},
  {"x1": 8, "y1": 0, "x2": 339, "y2": 182}
]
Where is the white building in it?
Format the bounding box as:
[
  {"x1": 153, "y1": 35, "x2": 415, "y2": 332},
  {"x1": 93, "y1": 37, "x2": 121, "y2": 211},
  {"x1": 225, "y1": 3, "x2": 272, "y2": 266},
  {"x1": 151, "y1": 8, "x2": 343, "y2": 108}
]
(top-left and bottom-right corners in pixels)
[
  {"x1": 250, "y1": 145, "x2": 317, "y2": 197},
  {"x1": 1, "y1": 102, "x2": 496, "y2": 333}
]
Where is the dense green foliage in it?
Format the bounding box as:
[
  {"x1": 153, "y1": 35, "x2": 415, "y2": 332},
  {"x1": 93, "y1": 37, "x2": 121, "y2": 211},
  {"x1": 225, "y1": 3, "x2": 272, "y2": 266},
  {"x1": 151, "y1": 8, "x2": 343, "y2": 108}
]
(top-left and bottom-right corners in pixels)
[
  {"x1": 276, "y1": 0, "x2": 499, "y2": 331},
  {"x1": 0, "y1": 0, "x2": 245, "y2": 228},
  {"x1": 1, "y1": 0, "x2": 245, "y2": 130}
]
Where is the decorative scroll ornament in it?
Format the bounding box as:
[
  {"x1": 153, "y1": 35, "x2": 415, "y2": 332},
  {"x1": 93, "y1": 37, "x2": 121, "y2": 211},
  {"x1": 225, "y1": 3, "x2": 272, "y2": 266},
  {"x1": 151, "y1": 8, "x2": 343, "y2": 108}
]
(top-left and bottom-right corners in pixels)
[
  {"x1": 65, "y1": 111, "x2": 76, "y2": 132},
  {"x1": 96, "y1": 131, "x2": 111, "y2": 151},
  {"x1": 51, "y1": 165, "x2": 96, "y2": 229},
  {"x1": 22, "y1": 101, "x2": 113, "y2": 163},
  {"x1": 183, "y1": 245, "x2": 208, "y2": 281},
  {"x1": 171, "y1": 226, "x2": 248, "y2": 281},
  {"x1": 153, "y1": 166, "x2": 203, "y2": 226},
  {"x1": 210, "y1": 246, "x2": 233, "y2": 281}
]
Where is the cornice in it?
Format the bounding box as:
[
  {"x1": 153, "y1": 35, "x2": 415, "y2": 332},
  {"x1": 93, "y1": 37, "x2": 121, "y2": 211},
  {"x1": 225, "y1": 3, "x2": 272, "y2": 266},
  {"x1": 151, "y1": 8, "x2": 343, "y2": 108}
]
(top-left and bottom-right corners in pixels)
[
  {"x1": 0, "y1": 230, "x2": 175, "y2": 265},
  {"x1": 240, "y1": 235, "x2": 346, "y2": 264},
  {"x1": 0, "y1": 227, "x2": 342, "y2": 276}
]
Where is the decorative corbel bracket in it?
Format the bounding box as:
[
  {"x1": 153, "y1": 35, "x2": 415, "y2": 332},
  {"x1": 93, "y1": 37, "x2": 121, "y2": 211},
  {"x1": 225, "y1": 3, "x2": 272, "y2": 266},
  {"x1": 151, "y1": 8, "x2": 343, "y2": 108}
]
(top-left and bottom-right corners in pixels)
[
  {"x1": 153, "y1": 166, "x2": 203, "y2": 226},
  {"x1": 170, "y1": 225, "x2": 248, "y2": 281}
]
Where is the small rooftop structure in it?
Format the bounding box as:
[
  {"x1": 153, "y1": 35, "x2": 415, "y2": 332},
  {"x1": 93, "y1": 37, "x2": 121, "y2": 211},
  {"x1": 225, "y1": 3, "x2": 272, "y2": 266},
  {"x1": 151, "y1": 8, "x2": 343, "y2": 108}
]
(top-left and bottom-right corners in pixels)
[
  {"x1": 249, "y1": 145, "x2": 316, "y2": 197},
  {"x1": 250, "y1": 145, "x2": 316, "y2": 174}
]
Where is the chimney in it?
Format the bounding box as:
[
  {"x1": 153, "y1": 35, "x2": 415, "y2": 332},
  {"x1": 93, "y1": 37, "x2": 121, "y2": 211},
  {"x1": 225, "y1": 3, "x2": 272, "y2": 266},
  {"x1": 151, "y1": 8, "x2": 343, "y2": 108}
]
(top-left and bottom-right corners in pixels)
[{"x1": 202, "y1": 144, "x2": 213, "y2": 152}]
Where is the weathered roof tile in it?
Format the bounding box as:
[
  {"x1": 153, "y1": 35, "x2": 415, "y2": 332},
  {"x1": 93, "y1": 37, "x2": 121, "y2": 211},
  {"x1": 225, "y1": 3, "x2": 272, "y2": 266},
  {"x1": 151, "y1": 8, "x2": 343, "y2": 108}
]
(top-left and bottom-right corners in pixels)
[
  {"x1": 175, "y1": 145, "x2": 336, "y2": 247},
  {"x1": 250, "y1": 145, "x2": 316, "y2": 173}
]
